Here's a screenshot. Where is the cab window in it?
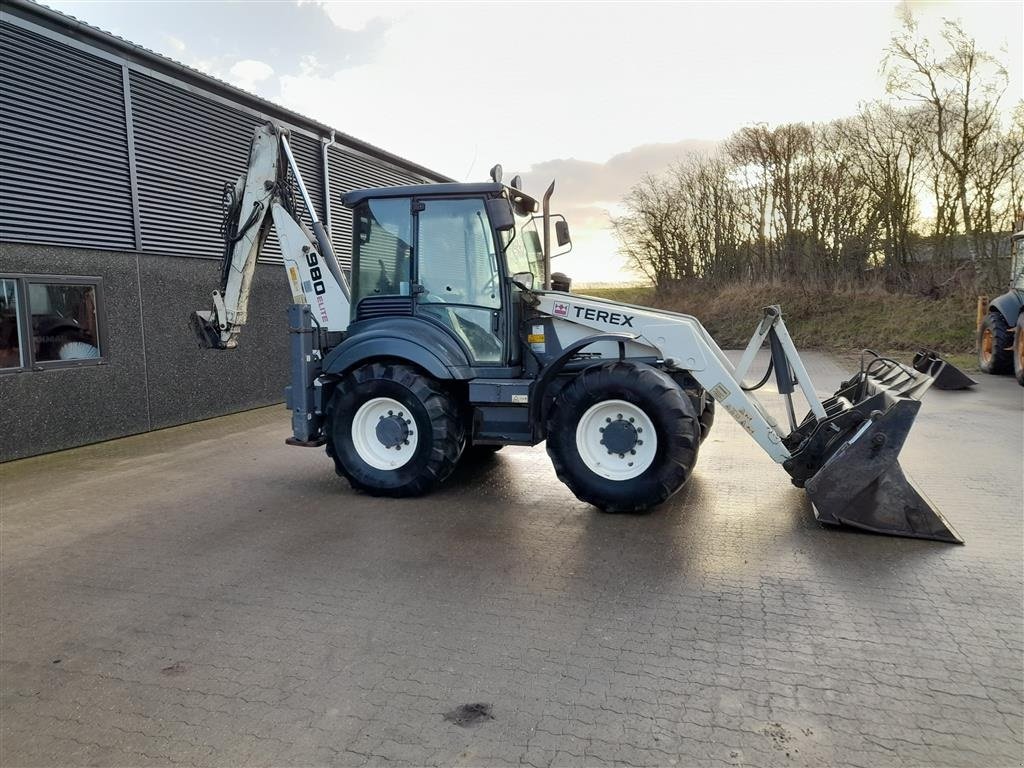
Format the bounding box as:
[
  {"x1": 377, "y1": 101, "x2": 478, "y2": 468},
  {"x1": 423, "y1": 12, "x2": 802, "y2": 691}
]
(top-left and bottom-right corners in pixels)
[
  {"x1": 352, "y1": 198, "x2": 413, "y2": 307},
  {"x1": 416, "y1": 198, "x2": 503, "y2": 363},
  {"x1": 503, "y1": 214, "x2": 544, "y2": 283}
]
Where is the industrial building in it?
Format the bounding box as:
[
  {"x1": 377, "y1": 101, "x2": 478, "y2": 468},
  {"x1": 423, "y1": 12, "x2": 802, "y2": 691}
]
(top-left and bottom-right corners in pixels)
[{"x1": 0, "y1": 0, "x2": 447, "y2": 461}]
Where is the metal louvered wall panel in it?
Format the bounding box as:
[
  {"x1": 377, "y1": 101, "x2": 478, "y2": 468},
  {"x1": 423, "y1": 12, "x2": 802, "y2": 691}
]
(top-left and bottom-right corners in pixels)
[
  {"x1": 0, "y1": 22, "x2": 135, "y2": 249},
  {"x1": 129, "y1": 71, "x2": 324, "y2": 264},
  {"x1": 327, "y1": 146, "x2": 428, "y2": 270}
]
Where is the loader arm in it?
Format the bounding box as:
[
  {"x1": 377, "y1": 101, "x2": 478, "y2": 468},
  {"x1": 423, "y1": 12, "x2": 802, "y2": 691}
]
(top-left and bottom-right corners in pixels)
[
  {"x1": 536, "y1": 292, "x2": 809, "y2": 463},
  {"x1": 534, "y1": 291, "x2": 962, "y2": 543},
  {"x1": 190, "y1": 122, "x2": 351, "y2": 350}
]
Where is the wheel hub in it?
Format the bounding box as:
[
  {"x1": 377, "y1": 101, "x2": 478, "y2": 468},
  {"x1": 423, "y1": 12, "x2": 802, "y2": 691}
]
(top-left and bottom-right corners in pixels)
[
  {"x1": 601, "y1": 418, "x2": 639, "y2": 454},
  {"x1": 351, "y1": 397, "x2": 418, "y2": 470},
  {"x1": 376, "y1": 413, "x2": 411, "y2": 449},
  {"x1": 575, "y1": 399, "x2": 657, "y2": 481}
]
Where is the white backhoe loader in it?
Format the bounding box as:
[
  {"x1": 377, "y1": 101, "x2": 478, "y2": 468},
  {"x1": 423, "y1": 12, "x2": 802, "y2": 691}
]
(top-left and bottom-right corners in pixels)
[{"x1": 191, "y1": 123, "x2": 962, "y2": 543}]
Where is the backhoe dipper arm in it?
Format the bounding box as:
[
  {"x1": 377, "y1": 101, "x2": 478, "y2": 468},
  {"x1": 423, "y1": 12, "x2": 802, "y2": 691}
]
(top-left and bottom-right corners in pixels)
[{"x1": 190, "y1": 122, "x2": 350, "y2": 349}]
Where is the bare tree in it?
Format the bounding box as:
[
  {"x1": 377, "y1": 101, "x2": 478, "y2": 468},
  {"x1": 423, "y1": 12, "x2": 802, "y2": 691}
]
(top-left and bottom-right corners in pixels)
[
  {"x1": 884, "y1": 15, "x2": 1010, "y2": 263},
  {"x1": 843, "y1": 103, "x2": 925, "y2": 272}
]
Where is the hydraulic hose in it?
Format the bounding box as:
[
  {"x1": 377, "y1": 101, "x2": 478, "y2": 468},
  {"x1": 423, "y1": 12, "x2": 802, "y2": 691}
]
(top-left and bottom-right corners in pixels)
[{"x1": 741, "y1": 356, "x2": 774, "y2": 391}]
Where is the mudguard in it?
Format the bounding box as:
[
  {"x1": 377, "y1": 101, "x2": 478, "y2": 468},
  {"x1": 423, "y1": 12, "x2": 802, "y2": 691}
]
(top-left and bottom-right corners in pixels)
[
  {"x1": 990, "y1": 289, "x2": 1024, "y2": 329},
  {"x1": 322, "y1": 316, "x2": 473, "y2": 380}
]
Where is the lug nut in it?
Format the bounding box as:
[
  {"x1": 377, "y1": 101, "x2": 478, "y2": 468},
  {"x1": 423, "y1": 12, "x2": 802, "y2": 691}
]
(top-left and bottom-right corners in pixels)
[{"x1": 630, "y1": 449, "x2": 636, "y2": 455}]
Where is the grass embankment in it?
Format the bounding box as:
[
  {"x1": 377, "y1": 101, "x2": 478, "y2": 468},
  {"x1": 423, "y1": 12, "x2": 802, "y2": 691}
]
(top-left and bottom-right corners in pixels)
[{"x1": 579, "y1": 284, "x2": 980, "y2": 371}]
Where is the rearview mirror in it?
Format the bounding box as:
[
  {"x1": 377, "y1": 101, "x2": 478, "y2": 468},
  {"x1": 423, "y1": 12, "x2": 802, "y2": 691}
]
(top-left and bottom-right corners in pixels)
[
  {"x1": 511, "y1": 271, "x2": 535, "y2": 290},
  {"x1": 555, "y1": 219, "x2": 571, "y2": 247},
  {"x1": 485, "y1": 197, "x2": 515, "y2": 232}
]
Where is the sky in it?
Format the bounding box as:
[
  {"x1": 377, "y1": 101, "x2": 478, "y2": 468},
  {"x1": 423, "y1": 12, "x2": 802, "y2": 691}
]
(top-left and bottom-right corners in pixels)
[{"x1": 48, "y1": 0, "x2": 1023, "y2": 284}]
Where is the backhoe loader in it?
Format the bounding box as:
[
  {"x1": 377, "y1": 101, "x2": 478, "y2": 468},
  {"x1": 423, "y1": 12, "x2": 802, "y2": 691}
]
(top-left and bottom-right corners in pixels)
[{"x1": 191, "y1": 123, "x2": 962, "y2": 543}]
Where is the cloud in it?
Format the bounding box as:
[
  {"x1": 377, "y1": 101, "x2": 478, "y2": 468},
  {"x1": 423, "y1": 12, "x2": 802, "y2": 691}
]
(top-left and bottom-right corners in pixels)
[
  {"x1": 515, "y1": 139, "x2": 719, "y2": 225},
  {"x1": 314, "y1": 1, "x2": 407, "y2": 32},
  {"x1": 227, "y1": 59, "x2": 275, "y2": 91},
  {"x1": 164, "y1": 35, "x2": 185, "y2": 54},
  {"x1": 511, "y1": 139, "x2": 719, "y2": 284}
]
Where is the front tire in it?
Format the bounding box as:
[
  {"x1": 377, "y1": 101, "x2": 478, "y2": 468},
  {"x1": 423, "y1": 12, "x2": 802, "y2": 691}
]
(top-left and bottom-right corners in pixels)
[
  {"x1": 546, "y1": 362, "x2": 701, "y2": 513},
  {"x1": 326, "y1": 363, "x2": 464, "y2": 497},
  {"x1": 978, "y1": 310, "x2": 1013, "y2": 374}
]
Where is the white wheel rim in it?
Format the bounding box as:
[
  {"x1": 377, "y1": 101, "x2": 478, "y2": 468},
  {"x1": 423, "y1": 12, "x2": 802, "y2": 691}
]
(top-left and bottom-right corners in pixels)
[
  {"x1": 351, "y1": 397, "x2": 419, "y2": 470},
  {"x1": 575, "y1": 399, "x2": 657, "y2": 481}
]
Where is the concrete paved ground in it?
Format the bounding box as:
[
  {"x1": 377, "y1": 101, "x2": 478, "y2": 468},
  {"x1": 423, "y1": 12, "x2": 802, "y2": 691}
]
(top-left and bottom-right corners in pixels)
[{"x1": 1, "y1": 352, "x2": 1021, "y2": 767}]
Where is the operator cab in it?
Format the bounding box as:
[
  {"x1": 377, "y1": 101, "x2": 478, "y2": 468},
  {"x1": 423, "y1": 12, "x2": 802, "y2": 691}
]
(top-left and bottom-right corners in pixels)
[{"x1": 340, "y1": 180, "x2": 550, "y2": 367}]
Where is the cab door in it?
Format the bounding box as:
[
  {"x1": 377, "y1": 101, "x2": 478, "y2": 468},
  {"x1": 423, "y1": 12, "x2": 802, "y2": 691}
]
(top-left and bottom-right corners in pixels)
[{"x1": 413, "y1": 197, "x2": 505, "y2": 365}]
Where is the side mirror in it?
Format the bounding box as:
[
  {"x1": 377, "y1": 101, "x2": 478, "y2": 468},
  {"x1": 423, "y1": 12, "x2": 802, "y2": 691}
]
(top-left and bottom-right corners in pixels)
[
  {"x1": 485, "y1": 197, "x2": 515, "y2": 232},
  {"x1": 555, "y1": 219, "x2": 571, "y2": 247},
  {"x1": 511, "y1": 271, "x2": 535, "y2": 290}
]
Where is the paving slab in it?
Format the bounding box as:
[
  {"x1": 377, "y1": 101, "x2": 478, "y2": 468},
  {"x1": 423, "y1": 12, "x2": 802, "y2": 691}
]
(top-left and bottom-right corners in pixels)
[{"x1": 1, "y1": 352, "x2": 1021, "y2": 767}]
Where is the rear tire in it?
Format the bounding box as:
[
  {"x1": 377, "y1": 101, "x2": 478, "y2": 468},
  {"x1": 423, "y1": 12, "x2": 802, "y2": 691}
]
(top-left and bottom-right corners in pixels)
[
  {"x1": 326, "y1": 363, "x2": 464, "y2": 497},
  {"x1": 978, "y1": 310, "x2": 1013, "y2": 374},
  {"x1": 546, "y1": 361, "x2": 700, "y2": 513},
  {"x1": 1014, "y1": 314, "x2": 1024, "y2": 386}
]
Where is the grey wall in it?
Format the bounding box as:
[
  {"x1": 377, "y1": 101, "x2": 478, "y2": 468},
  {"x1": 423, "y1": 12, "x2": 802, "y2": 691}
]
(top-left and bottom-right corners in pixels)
[
  {"x1": 0, "y1": 6, "x2": 449, "y2": 462},
  {"x1": 1, "y1": 243, "x2": 291, "y2": 461}
]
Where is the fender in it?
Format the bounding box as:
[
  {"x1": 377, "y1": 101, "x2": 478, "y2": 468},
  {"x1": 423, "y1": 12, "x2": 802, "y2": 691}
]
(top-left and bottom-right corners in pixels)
[
  {"x1": 322, "y1": 316, "x2": 472, "y2": 380},
  {"x1": 989, "y1": 289, "x2": 1024, "y2": 328},
  {"x1": 529, "y1": 332, "x2": 640, "y2": 428}
]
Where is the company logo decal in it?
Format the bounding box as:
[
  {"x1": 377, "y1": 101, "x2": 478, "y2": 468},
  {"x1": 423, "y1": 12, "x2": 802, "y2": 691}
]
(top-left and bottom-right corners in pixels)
[{"x1": 553, "y1": 301, "x2": 570, "y2": 317}]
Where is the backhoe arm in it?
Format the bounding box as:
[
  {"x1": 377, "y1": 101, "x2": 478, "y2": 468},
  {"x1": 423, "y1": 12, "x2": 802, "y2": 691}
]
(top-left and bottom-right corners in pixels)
[{"x1": 190, "y1": 122, "x2": 350, "y2": 349}]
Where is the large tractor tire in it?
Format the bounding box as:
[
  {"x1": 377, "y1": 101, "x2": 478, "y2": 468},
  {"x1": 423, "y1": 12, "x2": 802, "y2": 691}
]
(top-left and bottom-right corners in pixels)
[
  {"x1": 978, "y1": 310, "x2": 1014, "y2": 375},
  {"x1": 1015, "y1": 314, "x2": 1024, "y2": 386},
  {"x1": 546, "y1": 361, "x2": 701, "y2": 513},
  {"x1": 327, "y1": 362, "x2": 464, "y2": 497}
]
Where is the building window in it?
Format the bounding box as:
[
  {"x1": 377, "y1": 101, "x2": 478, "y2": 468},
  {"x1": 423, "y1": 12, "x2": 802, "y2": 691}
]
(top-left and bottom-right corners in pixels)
[
  {"x1": 0, "y1": 279, "x2": 24, "y2": 370},
  {"x1": 0, "y1": 275, "x2": 105, "y2": 371}
]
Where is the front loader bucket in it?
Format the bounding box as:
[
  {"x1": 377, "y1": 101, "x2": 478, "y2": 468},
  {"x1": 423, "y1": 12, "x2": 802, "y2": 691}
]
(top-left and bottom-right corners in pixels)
[
  {"x1": 796, "y1": 358, "x2": 963, "y2": 544},
  {"x1": 912, "y1": 349, "x2": 977, "y2": 390}
]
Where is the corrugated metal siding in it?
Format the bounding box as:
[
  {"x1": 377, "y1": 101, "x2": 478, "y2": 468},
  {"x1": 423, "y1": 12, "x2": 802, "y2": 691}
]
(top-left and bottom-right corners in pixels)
[
  {"x1": 327, "y1": 146, "x2": 427, "y2": 269},
  {"x1": 130, "y1": 71, "x2": 324, "y2": 263},
  {"x1": 0, "y1": 22, "x2": 135, "y2": 249}
]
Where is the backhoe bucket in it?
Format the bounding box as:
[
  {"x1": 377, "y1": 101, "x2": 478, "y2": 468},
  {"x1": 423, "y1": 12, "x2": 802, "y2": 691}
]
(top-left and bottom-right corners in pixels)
[
  {"x1": 911, "y1": 349, "x2": 976, "y2": 390},
  {"x1": 798, "y1": 358, "x2": 963, "y2": 544}
]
